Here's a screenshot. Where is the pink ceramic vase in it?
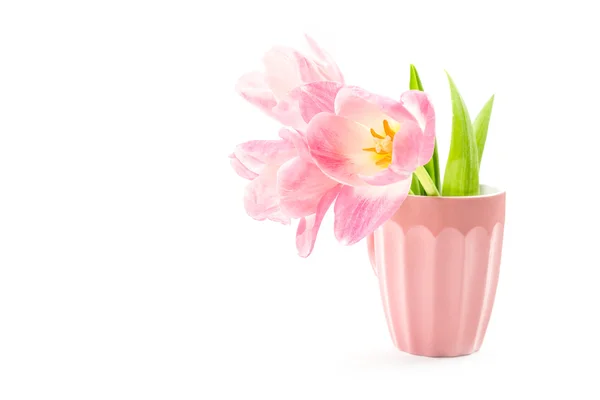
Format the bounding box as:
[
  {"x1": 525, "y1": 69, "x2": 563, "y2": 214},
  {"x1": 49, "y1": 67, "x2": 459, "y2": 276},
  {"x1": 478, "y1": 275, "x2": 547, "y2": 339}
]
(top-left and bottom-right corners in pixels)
[{"x1": 367, "y1": 185, "x2": 506, "y2": 357}]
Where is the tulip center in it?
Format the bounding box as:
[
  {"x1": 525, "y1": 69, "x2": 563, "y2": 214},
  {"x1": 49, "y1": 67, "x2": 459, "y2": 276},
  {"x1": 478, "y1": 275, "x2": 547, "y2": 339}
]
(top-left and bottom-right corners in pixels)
[{"x1": 362, "y1": 119, "x2": 398, "y2": 168}]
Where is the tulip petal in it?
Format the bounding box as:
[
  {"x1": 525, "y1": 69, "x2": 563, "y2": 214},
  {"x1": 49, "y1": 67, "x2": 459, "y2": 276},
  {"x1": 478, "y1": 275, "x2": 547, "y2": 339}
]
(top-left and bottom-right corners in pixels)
[
  {"x1": 291, "y1": 81, "x2": 343, "y2": 125},
  {"x1": 263, "y1": 46, "x2": 322, "y2": 99},
  {"x1": 263, "y1": 47, "x2": 303, "y2": 99},
  {"x1": 267, "y1": 209, "x2": 291, "y2": 225},
  {"x1": 278, "y1": 157, "x2": 339, "y2": 218},
  {"x1": 335, "y1": 87, "x2": 392, "y2": 129},
  {"x1": 235, "y1": 71, "x2": 278, "y2": 117},
  {"x1": 334, "y1": 180, "x2": 411, "y2": 245},
  {"x1": 234, "y1": 139, "x2": 296, "y2": 174},
  {"x1": 358, "y1": 167, "x2": 411, "y2": 186},
  {"x1": 304, "y1": 34, "x2": 345, "y2": 83},
  {"x1": 278, "y1": 128, "x2": 310, "y2": 160},
  {"x1": 400, "y1": 90, "x2": 436, "y2": 165},
  {"x1": 307, "y1": 113, "x2": 380, "y2": 185},
  {"x1": 296, "y1": 185, "x2": 342, "y2": 257},
  {"x1": 244, "y1": 165, "x2": 289, "y2": 224},
  {"x1": 367, "y1": 233, "x2": 376, "y2": 274},
  {"x1": 388, "y1": 120, "x2": 422, "y2": 174},
  {"x1": 271, "y1": 96, "x2": 307, "y2": 132},
  {"x1": 335, "y1": 87, "x2": 416, "y2": 129},
  {"x1": 274, "y1": 81, "x2": 343, "y2": 132},
  {"x1": 229, "y1": 153, "x2": 259, "y2": 180}
]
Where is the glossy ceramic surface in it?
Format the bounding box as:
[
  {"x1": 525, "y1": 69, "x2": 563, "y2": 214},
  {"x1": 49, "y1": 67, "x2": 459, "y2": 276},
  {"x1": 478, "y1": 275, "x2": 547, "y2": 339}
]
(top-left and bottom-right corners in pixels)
[{"x1": 368, "y1": 185, "x2": 506, "y2": 357}]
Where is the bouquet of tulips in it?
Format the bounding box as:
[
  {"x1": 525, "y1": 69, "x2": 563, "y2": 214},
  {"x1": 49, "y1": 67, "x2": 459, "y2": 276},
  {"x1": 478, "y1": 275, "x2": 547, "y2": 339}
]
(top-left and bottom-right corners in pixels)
[{"x1": 230, "y1": 35, "x2": 494, "y2": 257}]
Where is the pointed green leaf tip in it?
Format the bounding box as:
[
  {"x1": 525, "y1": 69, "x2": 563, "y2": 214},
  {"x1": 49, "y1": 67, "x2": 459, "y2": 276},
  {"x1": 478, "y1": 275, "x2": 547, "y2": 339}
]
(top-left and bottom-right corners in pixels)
[
  {"x1": 409, "y1": 64, "x2": 440, "y2": 194},
  {"x1": 442, "y1": 72, "x2": 480, "y2": 196},
  {"x1": 473, "y1": 95, "x2": 495, "y2": 166},
  {"x1": 409, "y1": 64, "x2": 424, "y2": 91}
]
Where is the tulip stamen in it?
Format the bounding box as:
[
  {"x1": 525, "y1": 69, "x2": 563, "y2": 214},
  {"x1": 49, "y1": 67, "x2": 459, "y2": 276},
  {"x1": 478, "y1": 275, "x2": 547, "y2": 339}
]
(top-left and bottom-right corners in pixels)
[
  {"x1": 364, "y1": 119, "x2": 399, "y2": 169},
  {"x1": 376, "y1": 155, "x2": 392, "y2": 166},
  {"x1": 370, "y1": 128, "x2": 386, "y2": 139},
  {"x1": 383, "y1": 120, "x2": 396, "y2": 138}
]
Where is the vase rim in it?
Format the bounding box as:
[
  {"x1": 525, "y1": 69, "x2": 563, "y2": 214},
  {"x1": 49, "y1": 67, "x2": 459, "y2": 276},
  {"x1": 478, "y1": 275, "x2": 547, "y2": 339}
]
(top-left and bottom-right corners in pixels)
[{"x1": 409, "y1": 184, "x2": 505, "y2": 199}]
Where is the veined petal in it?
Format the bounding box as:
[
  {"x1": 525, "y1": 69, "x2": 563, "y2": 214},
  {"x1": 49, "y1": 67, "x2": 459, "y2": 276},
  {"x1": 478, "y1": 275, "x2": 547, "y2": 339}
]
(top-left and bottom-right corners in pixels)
[
  {"x1": 400, "y1": 90, "x2": 436, "y2": 165},
  {"x1": 263, "y1": 46, "x2": 322, "y2": 99},
  {"x1": 333, "y1": 180, "x2": 411, "y2": 245},
  {"x1": 335, "y1": 87, "x2": 417, "y2": 129},
  {"x1": 234, "y1": 139, "x2": 296, "y2": 174},
  {"x1": 307, "y1": 113, "x2": 379, "y2": 186},
  {"x1": 271, "y1": 97, "x2": 307, "y2": 132},
  {"x1": 244, "y1": 165, "x2": 288, "y2": 224},
  {"x1": 335, "y1": 87, "x2": 392, "y2": 128},
  {"x1": 304, "y1": 34, "x2": 345, "y2": 83},
  {"x1": 388, "y1": 120, "x2": 422, "y2": 174},
  {"x1": 235, "y1": 71, "x2": 278, "y2": 116},
  {"x1": 277, "y1": 157, "x2": 339, "y2": 218},
  {"x1": 296, "y1": 185, "x2": 342, "y2": 257},
  {"x1": 278, "y1": 128, "x2": 310, "y2": 160},
  {"x1": 273, "y1": 81, "x2": 343, "y2": 132},
  {"x1": 229, "y1": 153, "x2": 259, "y2": 180},
  {"x1": 400, "y1": 90, "x2": 435, "y2": 133},
  {"x1": 290, "y1": 81, "x2": 344, "y2": 125},
  {"x1": 358, "y1": 168, "x2": 411, "y2": 186}
]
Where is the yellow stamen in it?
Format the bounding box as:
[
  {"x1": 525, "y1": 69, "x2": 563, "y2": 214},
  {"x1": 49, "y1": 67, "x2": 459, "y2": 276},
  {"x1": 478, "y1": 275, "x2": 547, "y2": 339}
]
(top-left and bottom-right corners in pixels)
[
  {"x1": 376, "y1": 155, "x2": 392, "y2": 166},
  {"x1": 362, "y1": 147, "x2": 377, "y2": 152},
  {"x1": 370, "y1": 128, "x2": 385, "y2": 139},
  {"x1": 383, "y1": 120, "x2": 395, "y2": 138}
]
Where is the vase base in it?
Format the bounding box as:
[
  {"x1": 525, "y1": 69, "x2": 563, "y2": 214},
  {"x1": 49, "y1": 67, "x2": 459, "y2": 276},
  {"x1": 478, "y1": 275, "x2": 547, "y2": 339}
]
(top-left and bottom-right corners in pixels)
[{"x1": 395, "y1": 345, "x2": 481, "y2": 358}]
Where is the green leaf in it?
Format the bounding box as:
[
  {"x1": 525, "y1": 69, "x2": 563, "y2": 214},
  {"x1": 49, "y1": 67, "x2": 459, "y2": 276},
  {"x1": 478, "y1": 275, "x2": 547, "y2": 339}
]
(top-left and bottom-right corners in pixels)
[
  {"x1": 428, "y1": 144, "x2": 440, "y2": 191},
  {"x1": 473, "y1": 95, "x2": 495, "y2": 167},
  {"x1": 410, "y1": 173, "x2": 423, "y2": 195},
  {"x1": 409, "y1": 64, "x2": 424, "y2": 91},
  {"x1": 415, "y1": 166, "x2": 440, "y2": 196},
  {"x1": 409, "y1": 64, "x2": 441, "y2": 193},
  {"x1": 442, "y1": 72, "x2": 480, "y2": 196}
]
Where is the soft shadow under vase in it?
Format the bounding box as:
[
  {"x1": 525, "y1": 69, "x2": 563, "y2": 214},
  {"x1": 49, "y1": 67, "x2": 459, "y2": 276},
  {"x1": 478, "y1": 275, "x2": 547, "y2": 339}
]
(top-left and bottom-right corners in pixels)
[{"x1": 368, "y1": 185, "x2": 506, "y2": 357}]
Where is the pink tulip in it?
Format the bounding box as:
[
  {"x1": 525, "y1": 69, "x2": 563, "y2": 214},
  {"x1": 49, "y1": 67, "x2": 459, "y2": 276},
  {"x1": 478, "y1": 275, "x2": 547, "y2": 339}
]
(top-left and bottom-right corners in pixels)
[
  {"x1": 233, "y1": 35, "x2": 346, "y2": 257},
  {"x1": 229, "y1": 133, "x2": 297, "y2": 225},
  {"x1": 230, "y1": 123, "x2": 342, "y2": 257},
  {"x1": 274, "y1": 82, "x2": 348, "y2": 257},
  {"x1": 305, "y1": 87, "x2": 436, "y2": 245},
  {"x1": 230, "y1": 64, "x2": 343, "y2": 257},
  {"x1": 235, "y1": 35, "x2": 344, "y2": 132}
]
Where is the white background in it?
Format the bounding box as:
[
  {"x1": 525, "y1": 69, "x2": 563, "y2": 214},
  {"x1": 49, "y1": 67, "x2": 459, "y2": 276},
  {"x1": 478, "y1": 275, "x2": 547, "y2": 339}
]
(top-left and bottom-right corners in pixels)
[{"x1": 1, "y1": 0, "x2": 599, "y2": 398}]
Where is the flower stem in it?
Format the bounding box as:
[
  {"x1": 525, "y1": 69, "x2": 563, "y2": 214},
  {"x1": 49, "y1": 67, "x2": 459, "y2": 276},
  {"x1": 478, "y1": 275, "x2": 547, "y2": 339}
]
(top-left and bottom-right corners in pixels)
[{"x1": 414, "y1": 166, "x2": 440, "y2": 196}]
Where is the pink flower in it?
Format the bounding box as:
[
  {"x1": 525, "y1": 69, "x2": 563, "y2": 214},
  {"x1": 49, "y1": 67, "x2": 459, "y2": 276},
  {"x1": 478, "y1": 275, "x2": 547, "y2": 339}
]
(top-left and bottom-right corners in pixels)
[
  {"x1": 232, "y1": 35, "x2": 345, "y2": 257},
  {"x1": 305, "y1": 87, "x2": 436, "y2": 245},
  {"x1": 235, "y1": 35, "x2": 344, "y2": 132},
  {"x1": 230, "y1": 121, "x2": 342, "y2": 257},
  {"x1": 275, "y1": 104, "x2": 343, "y2": 256},
  {"x1": 229, "y1": 133, "x2": 297, "y2": 225}
]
